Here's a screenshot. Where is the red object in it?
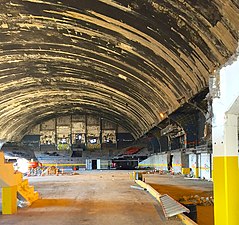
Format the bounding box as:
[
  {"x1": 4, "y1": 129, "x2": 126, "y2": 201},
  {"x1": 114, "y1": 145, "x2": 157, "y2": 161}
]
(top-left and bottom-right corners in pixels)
[
  {"x1": 124, "y1": 147, "x2": 141, "y2": 155},
  {"x1": 28, "y1": 161, "x2": 39, "y2": 168}
]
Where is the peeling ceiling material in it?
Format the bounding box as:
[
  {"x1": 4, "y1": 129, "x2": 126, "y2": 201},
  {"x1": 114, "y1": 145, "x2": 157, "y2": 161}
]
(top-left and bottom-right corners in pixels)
[{"x1": 0, "y1": 0, "x2": 239, "y2": 141}]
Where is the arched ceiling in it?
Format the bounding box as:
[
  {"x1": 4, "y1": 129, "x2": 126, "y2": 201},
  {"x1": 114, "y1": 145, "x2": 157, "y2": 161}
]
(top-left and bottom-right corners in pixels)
[{"x1": 0, "y1": 0, "x2": 239, "y2": 142}]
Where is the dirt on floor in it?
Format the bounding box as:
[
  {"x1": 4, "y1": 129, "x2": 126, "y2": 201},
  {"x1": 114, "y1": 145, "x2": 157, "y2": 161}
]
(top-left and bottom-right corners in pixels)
[
  {"x1": 0, "y1": 171, "x2": 183, "y2": 225},
  {"x1": 144, "y1": 173, "x2": 214, "y2": 225}
]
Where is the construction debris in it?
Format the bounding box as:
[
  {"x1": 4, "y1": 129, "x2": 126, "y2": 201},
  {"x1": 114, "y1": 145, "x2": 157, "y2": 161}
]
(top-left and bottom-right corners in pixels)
[
  {"x1": 17, "y1": 199, "x2": 30, "y2": 208},
  {"x1": 71, "y1": 172, "x2": 80, "y2": 175},
  {"x1": 179, "y1": 195, "x2": 214, "y2": 206},
  {"x1": 41, "y1": 166, "x2": 59, "y2": 176}
]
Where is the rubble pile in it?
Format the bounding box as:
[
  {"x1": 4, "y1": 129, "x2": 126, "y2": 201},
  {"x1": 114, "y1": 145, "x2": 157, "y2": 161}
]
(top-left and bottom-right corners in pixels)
[
  {"x1": 41, "y1": 166, "x2": 59, "y2": 176},
  {"x1": 179, "y1": 195, "x2": 214, "y2": 206}
]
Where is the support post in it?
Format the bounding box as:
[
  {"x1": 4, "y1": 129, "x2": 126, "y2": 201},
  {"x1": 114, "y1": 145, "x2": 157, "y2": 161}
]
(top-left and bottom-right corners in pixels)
[
  {"x1": 211, "y1": 54, "x2": 239, "y2": 225},
  {"x1": 195, "y1": 154, "x2": 199, "y2": 178},
  {"x1": 2, "y1": 186, "x2": 17, "y2": 214},
  {"x1": 213, "y1": 114, "x2": 239, "y2": 225}
]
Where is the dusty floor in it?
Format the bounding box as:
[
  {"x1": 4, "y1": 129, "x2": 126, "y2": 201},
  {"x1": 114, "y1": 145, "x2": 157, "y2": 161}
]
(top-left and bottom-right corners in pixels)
[
  {"x1": 144, "y1": 173, "x2": 214, "y2": 225},
  {"x1": 0, "y1": 171, "x2": 183, "y2": 225}
]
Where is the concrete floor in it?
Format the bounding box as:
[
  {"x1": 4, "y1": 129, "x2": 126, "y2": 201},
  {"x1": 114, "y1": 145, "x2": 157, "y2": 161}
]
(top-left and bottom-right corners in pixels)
[{"x1": 0, "y1": 171, "x2": 183, "y2": 225}]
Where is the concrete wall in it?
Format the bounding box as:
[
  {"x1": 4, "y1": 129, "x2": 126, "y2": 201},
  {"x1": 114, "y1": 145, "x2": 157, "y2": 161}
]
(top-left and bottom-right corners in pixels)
[
  {"x1": 189, "y1": 153, "x2": 197, "y2": 176},
  {"x1": 86, "y1": 159, "x2": 92, "y2": 170},
  {"x1": 189, "y1": 153, "x2": 212, "y2": 179},
  {"x1": 139, "y1": 151, "x2": 183, "y2": 172},
  {"x1": 139, "y1": 153, "x2": 168, "y2": 170},
  {"x1": 181, "y1": 152, "x2": 189, "y2": 168},
  {"x1": 98, "y1": 159, "x2": 111, "y2": 170},
  {"x1": 199, "y1": 153, "x2": 211, "y2": 180},
  {"x1": 140, "y1": 151, "x2": 212, "y2": 179},
  {"x1": 172, "y1": 152, "x2": 182, "y2": 173}
]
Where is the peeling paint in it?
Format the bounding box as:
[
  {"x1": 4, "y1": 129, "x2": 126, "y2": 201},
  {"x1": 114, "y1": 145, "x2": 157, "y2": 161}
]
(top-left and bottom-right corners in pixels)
[
  {"x1": 97, "y1": 0, "x2": 132, "y2": 12},
  {"x1": 0, "y1": 0, "x2": 238, "y2": 141}
]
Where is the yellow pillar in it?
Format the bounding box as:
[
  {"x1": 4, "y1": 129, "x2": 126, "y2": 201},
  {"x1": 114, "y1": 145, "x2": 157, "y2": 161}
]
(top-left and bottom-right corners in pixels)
[
  {"x1": 194, "y1": 153, "x2": 199, "y2": 178},
  {"x1": 213, "y1": 156, "x2": 239, "y2": 225},
  {"x1": 194, "y1": 167, "x2": 199, "y2": 178},
  {"x1": 213, "y1": 114, "x2": 239, "y2": 225},
  {"x1": 2, "y1": 186, "x2": 17, "y2": 214},
  {"x1": 212, "y1": 51, "x2": 239, "y2": 225}
]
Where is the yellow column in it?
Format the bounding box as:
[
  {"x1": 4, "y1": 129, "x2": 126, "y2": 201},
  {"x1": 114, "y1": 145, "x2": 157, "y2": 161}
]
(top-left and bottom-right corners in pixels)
[
  {"x1": 212, "y1": 50, "x2": 239, "y2": 225},
  {"x1": 213, "y1": 114, "x2": 239, "y2": 225},
  {"x1": 2, "y1": 185, "x2": 17, "y2": 214},
  {"x1": 213, "y1": 156, "x2": 239, "y2": 225},
  {"x1": 194, "y1": 154, "x2": 199, "y2": 178},
  {"x1": 194, "y1": 168, "x2": 199, "y2": 178}
]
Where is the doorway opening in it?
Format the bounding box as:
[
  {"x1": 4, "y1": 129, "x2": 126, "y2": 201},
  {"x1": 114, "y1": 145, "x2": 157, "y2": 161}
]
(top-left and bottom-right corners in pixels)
[{"x1": 92, "y1": 160, "x2": 97, "y2": 169}]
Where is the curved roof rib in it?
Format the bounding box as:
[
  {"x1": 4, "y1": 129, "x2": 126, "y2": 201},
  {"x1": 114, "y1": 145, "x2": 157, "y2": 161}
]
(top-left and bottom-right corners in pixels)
[{"x1": 0, "y1": 0, "x2": 239, "y2": 141}]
